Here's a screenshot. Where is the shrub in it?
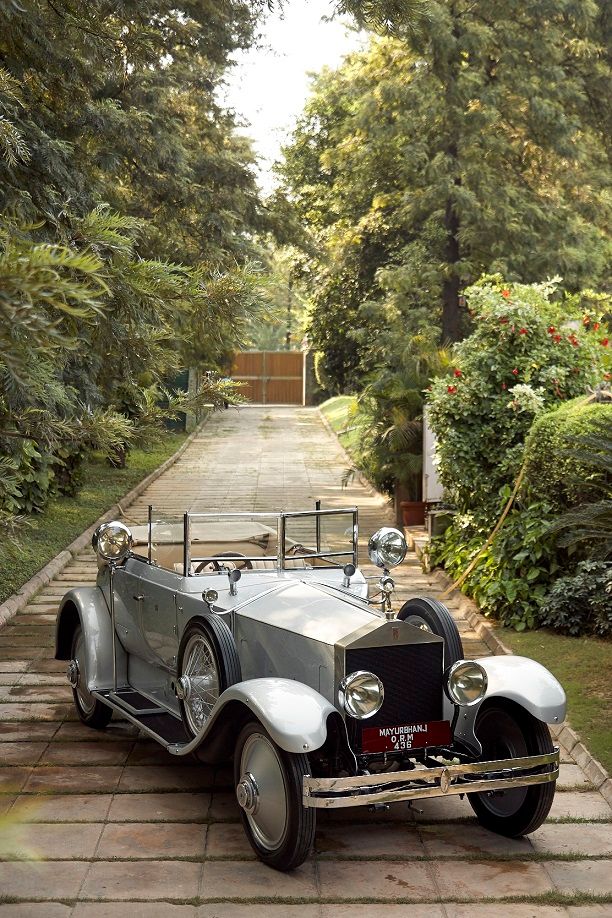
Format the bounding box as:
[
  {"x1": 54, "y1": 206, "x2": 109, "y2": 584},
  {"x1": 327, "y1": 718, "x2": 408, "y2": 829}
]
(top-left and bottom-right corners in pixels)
[
  {"x1": 523, "y1": 399, "x2": 612, "y2": 513},
  {"x1": 427, "y1": 278, "x2": 610, "y2": 521},
  {"x1": 429, "y1": 500, "x2": 559, "y2": 630},
  {"x1": 539, "y1": 561, "x2": 612, "y2": 637}
]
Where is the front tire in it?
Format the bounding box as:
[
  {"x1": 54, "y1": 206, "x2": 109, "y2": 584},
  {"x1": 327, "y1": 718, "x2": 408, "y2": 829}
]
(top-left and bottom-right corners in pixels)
[
  {"x1": 234, "y1": 721, "x2": 315, "y2": 871},
  {"x1": 468, "y1": 700, "x2": 556, "y2": 837},
  {"x1": 397, "y1": 596, "x2": 463, "y2": 667},
  {"x1": 70, "y1": 625, "x2": 113, "y2": 729}
]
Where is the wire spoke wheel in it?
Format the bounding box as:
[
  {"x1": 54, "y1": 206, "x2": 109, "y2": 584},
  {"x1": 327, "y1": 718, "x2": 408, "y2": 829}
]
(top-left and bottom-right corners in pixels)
[{"x1": 180, "y1": 631, "x2": 220, "y2": 735}]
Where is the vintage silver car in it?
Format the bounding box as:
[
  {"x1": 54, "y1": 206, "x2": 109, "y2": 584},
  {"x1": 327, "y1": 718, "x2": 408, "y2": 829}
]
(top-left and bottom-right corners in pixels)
[{"x1": 55, "y1": 505, "x2": 566, "y2": 870}]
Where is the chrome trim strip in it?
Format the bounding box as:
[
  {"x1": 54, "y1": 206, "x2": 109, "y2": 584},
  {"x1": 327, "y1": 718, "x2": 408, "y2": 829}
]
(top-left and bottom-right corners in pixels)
[{"x1": 303, "y1": 749, "x2": 559, "y2": 809}]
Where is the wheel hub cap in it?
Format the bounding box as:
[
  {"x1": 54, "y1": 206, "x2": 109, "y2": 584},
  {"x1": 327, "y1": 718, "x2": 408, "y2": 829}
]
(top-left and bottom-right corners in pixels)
[
  {"x1": 67, "y1": 659, "x2": 79, "y2": 688},
  {"x1": 176, "y1": 676, "x2": 191, "y2": 701},
  {"x1": 236, "y1": 773, "x2": 259, "y2": 815}
]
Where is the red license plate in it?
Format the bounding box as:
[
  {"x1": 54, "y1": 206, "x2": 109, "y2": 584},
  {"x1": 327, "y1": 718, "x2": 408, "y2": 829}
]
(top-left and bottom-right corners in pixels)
[{"x1": 361, "y1": 720, "x2": 452, "y2": 753}]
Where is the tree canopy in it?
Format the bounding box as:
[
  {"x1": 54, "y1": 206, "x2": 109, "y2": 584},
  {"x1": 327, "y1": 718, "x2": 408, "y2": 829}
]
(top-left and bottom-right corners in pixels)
[
  {"x1": 0, "y1": 0, "x2": 270, "y2": 516},
  {"x1": 280, "y1": 1, "x2": 611, "y2": 392}
]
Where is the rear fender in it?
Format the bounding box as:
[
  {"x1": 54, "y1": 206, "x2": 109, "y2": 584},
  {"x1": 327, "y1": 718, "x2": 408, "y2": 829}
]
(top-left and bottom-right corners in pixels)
[
  {"x1": 171, "y1": 677, "x2": 337, "y2": 759},
  {"x1": 453, "y1": 655, "x2": 566, "y2": 753},
  {"x1": 55, "y1": 588, "x2": 127, "y2": 691}
]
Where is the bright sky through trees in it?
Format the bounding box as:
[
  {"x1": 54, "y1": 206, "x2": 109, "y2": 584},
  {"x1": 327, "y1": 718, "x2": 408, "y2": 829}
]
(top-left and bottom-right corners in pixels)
[{"x1": 223, "y1": 0, "x2": 364, "y2": 194}]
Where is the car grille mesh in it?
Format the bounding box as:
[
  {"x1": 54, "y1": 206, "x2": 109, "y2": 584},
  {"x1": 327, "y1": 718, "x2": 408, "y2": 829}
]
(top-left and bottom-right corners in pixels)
[{"x1": 345, "y1": 641, "x2": 444, "y2": 754}]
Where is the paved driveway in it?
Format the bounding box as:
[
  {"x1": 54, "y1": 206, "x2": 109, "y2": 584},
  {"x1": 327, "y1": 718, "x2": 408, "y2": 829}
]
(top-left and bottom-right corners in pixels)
[{"x1": 0, "y1": 406, "x2": 610, "y2": 917}]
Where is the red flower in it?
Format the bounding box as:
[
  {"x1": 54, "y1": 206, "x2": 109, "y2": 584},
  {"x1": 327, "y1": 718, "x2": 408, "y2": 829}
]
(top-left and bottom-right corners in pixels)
[
  {"x1": 499, "y1": 317, "x2": 509, "y2": 325},
  {"x1": 519, "y1": 327, "x2": 528, "y2": 335},
  {"x1": 593, "y1": 322, "x2": 600, "y2": 331},
  {"x1": 601, "y1": 338, "x2": 609, "y2": 347},
  {"x1": 453, "y1": 369, "x2": 462, "y2": 378},
  {"x1": 553, "y1": 334, "x2": 562, "y2": 343},
  {"x1": 548, "y1": 326, "x2": 556, "y2": 334},
  {"x1": 512, "y1": 368, "x2": 519, "y2": 376},
  {"x1": 501, "y1": 382, "x2": 507, "y2": 390},
  {"x1": 501, "y1": 289, "x2": 510, "y2": 298},
  {"x1": 447, "y1": 385, "x2": 457, "y2": 394},
  {"x1": 568, "y1": 334, "x2": 579, "y2": 347}
]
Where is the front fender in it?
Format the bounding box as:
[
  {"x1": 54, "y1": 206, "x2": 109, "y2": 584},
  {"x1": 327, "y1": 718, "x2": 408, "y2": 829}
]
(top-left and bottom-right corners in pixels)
[
  {"x1": 172, "y1": 677, "x2": 337, "y2": 758},
  {"x1": 453, "y1": 655, "x2": 566, "y2": 754},
  {"x1": 55, "y1": 587, "x2": 127, "y2": 691},
  {"x1": 479, "y1": 655, "x2": 567, "y2": 723}
]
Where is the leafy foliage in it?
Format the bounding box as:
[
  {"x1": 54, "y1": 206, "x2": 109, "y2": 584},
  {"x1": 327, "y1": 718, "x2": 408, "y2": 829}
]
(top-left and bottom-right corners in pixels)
[
  {"x1": 280, "y1": 6, "x2": 611, "y2": 390},
  {"x1": 426, "y1": 279, "x2": 610, "y2": 633},
  {"x1": 427, "y1": 279, "x2": 610, "y2": 520},
  {"x1": 429, "y1": 500, "x2": 560, "y2": 631},
  {"x1": 547, "y1": 414, "x2": 612, "y2": 560},
  {"x1": 523, "y1": 399, "x2": 612, "y2": 514},
  {"x1": 539, "y1": 561, "x2": 612, "y2": 637},
  {"x1": 352, "y1": 336, "x2": 449, "y2": 497},
  {"x1": 0, "y1": 1, "x2": 271, "y2": 519}
]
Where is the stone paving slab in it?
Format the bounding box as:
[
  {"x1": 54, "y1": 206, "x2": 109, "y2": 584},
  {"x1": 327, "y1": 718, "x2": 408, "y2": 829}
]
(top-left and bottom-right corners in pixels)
[{"x1": 0, "y1": 406, "x2": 610, "y2": 916}]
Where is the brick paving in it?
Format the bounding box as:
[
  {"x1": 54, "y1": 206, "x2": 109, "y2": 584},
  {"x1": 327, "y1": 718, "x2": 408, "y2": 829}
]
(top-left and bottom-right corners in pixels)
[{"x1": 0, "y1": 405, "x2": 610, "y2": 916}]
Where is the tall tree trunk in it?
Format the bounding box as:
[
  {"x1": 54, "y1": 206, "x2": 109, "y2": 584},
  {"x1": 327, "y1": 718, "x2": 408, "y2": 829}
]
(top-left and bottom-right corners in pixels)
[
  {"x1": 441, "y1": 114, "x2": 462, "y2": 343},
  {"x1": 441, "y1": 194, "x2": 461, "y2": 342}
]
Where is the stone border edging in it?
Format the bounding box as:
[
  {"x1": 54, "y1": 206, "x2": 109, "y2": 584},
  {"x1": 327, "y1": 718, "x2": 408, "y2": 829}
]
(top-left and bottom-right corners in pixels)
[
  {"x1": 0, "y1": 420, "x2": 207, "y2": 631},
  {"x1": 407, "y1": 530, "x2": 612, "y2": 807}
]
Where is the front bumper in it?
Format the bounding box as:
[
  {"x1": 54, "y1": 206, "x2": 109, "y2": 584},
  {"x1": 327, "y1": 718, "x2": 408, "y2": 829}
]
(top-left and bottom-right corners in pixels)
[{"x1": 303, "y1": 748, "x2": 559, "y2": 809}]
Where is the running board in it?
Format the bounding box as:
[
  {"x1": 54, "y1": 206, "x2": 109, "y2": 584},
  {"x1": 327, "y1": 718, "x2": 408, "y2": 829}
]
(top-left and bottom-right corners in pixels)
[{"x1": 94, "y1": 688, "x2": 191, "y2": 749}]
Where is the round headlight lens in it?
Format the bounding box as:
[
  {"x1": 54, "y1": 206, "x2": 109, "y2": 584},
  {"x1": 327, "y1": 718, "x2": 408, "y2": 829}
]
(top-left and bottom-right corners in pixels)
[
  {"x1": 339, "y1": 670, "x2": 384, "y2": 719},
  {"x1": 446, "y1": 660, "x2": 488, "y2": 707},
  {"x1": 367, "y1": 527, "x2": 407, "y2": 569},
  {"x1": 92, "y1": 521, "x2": 133, "y2": 562}
]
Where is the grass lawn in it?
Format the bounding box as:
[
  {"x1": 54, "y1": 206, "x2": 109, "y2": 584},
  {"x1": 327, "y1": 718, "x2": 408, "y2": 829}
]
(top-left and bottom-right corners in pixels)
[
  {"x1": 499, "y1": 627, "x2": 612, "y2": 775},
  {"x1": 0, "y1": 432, "x2": 187, "y2": 604},
  {"x1": 319, "y1": 395, "x2": 361, "y2": 457}
]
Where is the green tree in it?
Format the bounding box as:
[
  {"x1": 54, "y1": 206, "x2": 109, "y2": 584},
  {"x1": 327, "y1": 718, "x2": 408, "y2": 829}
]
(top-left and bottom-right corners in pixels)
[
  {"x1": 0, "y1": 2, "x2": 270, "y2": 514},
  {"x1": 280, "y1": 5, "x2": 611, "y2": 389}
]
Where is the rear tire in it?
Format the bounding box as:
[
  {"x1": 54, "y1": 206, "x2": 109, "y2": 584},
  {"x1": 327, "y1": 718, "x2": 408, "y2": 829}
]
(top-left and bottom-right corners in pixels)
[
  {"x1": 234, "y1": 720, "x2": 315, "y2": 871},
  {"x1": 398, "y1": 596, "x2": 463, "y2": 667},
  {"x1": 468, "y1": 700, "x2": 556, "y2": 837},
  {"x1": 70, "y1": 625, "x2": 113, "y2": 729}
]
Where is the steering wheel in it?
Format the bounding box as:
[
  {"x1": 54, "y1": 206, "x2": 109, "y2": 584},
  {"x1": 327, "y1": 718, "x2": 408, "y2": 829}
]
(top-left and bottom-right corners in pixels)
[{"x1": 194, "y1": 552, "x2": 253, "y2": 574}]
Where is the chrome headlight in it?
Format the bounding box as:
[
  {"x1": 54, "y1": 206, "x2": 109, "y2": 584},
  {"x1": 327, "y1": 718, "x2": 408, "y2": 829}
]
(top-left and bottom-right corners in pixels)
[
  {"x1": 367, "y1": 526, "x2": 407, "y2": 569},
  {"x1": 445, "y1": 660, "x2": 487, "y2": 707},
  {"x1": 339, "y1": 670, "x2": 384, "y2": 719},
  {"x1": 92, "y1": 521, "x2": 133, "y2": 563}
]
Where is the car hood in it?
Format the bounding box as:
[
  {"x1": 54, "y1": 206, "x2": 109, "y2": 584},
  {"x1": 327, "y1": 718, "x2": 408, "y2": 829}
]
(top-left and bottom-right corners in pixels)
[{"x1": 232, "y1": 578, "x2": 383, "y2": 645}]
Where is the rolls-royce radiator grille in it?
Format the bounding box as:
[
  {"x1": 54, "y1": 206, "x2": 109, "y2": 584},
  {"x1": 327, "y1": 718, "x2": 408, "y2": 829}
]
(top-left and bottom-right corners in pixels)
[{"x1": 345, "y1": 641, "x2": 444, "y2": 754}]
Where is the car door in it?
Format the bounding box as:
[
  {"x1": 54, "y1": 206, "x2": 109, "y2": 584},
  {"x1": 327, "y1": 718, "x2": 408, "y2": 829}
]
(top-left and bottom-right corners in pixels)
[{"x1": 138, "y1": 565, "x2": 180, "y2": 670}]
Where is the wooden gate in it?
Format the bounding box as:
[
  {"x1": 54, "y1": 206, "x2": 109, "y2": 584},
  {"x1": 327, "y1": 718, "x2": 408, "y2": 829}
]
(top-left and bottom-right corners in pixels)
[{"x1": 231, "y1": 351, "x2": 304, "y2": 405}]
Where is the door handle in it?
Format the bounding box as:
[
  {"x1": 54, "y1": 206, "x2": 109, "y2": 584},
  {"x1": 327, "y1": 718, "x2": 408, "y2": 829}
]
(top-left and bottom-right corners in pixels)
[{"x1": 133, "y1": 594, "x2": 144, "y2": 601}]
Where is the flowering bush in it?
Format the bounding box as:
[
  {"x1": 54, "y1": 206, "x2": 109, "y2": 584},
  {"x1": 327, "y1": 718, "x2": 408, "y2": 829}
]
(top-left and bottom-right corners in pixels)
[
  {"x1": 426, "y1": 277, "x2": 610, "y2": 632},
  {"x1": 427, "y1": 278, "x2": 609, "y2": 520}
]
